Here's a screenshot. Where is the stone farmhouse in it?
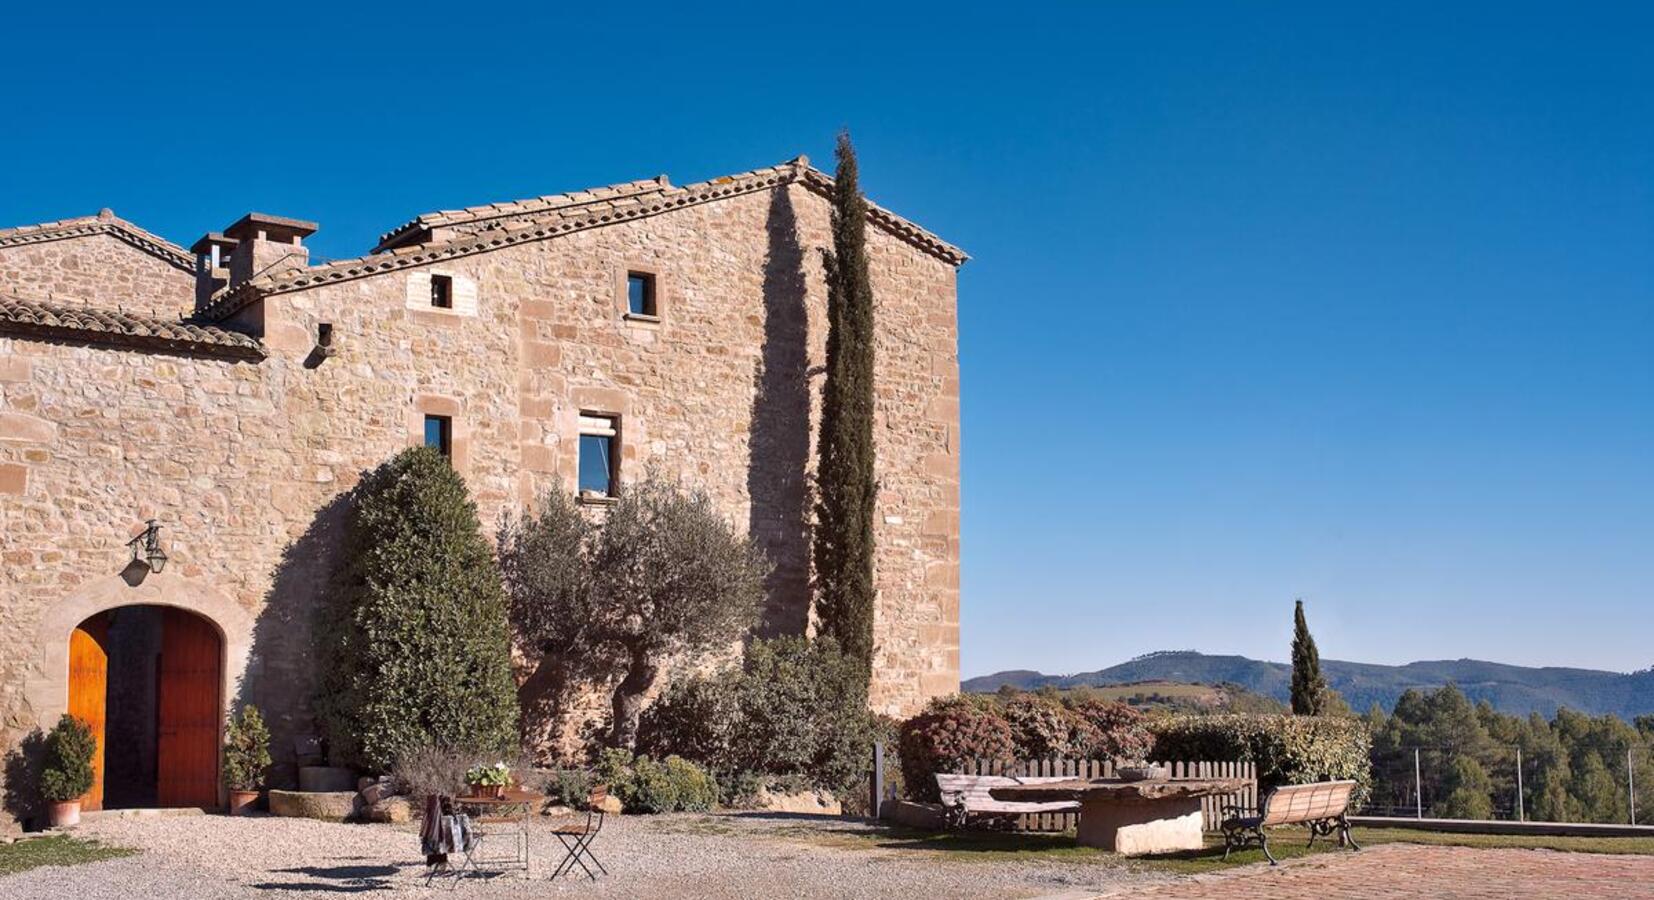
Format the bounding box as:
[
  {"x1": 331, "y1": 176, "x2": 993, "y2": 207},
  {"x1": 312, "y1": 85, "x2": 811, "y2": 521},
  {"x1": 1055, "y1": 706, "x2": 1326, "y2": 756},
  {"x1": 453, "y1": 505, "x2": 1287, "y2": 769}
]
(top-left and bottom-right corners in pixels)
[{"x1": 0, "y1": 156, "x2": 963, "y2": 825}]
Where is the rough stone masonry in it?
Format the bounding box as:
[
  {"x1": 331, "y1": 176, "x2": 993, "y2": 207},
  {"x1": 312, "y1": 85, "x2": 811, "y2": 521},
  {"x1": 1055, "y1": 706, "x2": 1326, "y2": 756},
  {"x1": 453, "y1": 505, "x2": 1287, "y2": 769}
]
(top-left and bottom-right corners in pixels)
[{"x1": 0, "y1": 156, "x2": 963, "y2": 828}]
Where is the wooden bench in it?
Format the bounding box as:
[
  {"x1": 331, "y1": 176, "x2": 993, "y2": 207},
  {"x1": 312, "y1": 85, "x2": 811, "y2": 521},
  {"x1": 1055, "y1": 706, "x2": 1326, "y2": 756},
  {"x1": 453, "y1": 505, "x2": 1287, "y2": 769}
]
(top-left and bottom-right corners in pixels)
[
  {"x1": 1220, "y1": 779, "x2": 1360, "y2": 864},
  {"x1": 935, "y1": 774, "x2": 1080, "y2": 828}
]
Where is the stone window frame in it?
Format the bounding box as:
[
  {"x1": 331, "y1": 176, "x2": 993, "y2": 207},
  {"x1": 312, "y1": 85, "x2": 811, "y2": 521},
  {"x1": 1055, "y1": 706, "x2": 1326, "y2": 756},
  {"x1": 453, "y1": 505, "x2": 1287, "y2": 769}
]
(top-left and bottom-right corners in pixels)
[
  {"x1": 406, "y1": 269, "x2": 478, "y2": 322},
  {"x1": 576, "y1": 411, "x2": 621, "y2": 505},
  {"x1": 615, "y1": 261, "x2": 664, "y2": 327},
  {"x1": 407, "y1": 394, "x2": 470, "y2": 473}
]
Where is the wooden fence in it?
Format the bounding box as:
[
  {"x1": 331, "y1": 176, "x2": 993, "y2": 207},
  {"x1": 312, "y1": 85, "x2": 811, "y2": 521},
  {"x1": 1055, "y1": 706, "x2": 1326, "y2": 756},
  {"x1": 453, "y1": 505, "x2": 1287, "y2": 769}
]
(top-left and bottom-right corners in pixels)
[{"x1": 955, "y1": 758, "x2": 1257, "y2": 832}]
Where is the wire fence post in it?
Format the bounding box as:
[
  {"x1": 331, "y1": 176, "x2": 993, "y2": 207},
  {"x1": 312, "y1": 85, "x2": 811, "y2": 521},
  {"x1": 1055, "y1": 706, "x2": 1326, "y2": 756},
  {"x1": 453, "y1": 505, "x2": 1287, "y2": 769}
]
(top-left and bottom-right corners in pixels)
[
  {"x1": 1414, "y1": 748, "x2": 1423, "y2": 819},
  {"x1": 1515, "y1": 747, "x2": 1524, "y2": 822},
  {"x1": 1630, "y1": 748, "x2": 1637, "y2": 826}
]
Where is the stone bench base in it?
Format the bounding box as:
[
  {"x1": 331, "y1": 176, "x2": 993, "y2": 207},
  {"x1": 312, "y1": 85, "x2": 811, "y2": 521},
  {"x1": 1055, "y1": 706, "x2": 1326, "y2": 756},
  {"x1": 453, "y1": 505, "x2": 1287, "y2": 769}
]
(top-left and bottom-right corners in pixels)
[{"x1": 1076, "y1": 796, "x2": 1203, "y2": 856}]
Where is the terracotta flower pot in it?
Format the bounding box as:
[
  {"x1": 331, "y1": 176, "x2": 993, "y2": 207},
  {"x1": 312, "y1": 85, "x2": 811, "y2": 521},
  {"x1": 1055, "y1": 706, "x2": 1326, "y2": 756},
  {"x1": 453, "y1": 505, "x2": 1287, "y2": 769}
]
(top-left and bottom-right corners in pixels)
[
  {"x1": 227, "y1": 789, "x2": 260, "y2": 816},
  {"x1": 47, "y1": 800, "x2": 81, "y2": 828},
  {"x1": 466, "y1": 783, "x2": 504, "y2": 800}
]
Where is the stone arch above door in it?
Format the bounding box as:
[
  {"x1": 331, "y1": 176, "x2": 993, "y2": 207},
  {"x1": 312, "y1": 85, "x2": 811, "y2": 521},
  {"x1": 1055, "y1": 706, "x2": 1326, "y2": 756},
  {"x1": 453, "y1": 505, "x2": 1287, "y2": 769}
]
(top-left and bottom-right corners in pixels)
[{"x1": 23, "y1": 572, "x2": 253, "y2": 734}]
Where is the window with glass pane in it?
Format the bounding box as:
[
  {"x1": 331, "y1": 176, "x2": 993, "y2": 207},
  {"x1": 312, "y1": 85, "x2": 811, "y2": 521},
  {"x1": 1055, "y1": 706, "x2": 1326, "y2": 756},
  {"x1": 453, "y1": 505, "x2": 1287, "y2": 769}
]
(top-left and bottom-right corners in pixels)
[
  {"x1": 424, "y1": 414, "x2": 452, "y2": 458},
  {"x1": 578, "y1": 414, "x2": 617, "y2": 496},
  {"x1": 626, "y1": 273, "x2": 655, "y2": 317},
  {"x1": 430, "y1": 274, "x2": 453, "y2": 308}
]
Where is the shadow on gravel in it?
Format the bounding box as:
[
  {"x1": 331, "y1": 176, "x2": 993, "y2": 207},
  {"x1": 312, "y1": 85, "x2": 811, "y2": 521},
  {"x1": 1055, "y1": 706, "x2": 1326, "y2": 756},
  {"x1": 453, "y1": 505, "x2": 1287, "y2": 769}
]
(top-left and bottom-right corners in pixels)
[
  {"x1": 250, "y1": 862, "x2": 402, "y2": 893},
  {"x1": 272, "y1": 864, "x2": 400, "y2": 879}
]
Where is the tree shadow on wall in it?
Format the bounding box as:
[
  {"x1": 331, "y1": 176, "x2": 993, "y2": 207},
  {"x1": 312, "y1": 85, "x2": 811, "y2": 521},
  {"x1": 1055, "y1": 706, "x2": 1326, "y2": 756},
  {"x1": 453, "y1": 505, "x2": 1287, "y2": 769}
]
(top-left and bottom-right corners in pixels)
[
  {"x1": 239, "y1": 494, "x2": 352, "y2": 789},
  {"x1": 748, "y1": 183, "x2": 814, "y2": 640}
]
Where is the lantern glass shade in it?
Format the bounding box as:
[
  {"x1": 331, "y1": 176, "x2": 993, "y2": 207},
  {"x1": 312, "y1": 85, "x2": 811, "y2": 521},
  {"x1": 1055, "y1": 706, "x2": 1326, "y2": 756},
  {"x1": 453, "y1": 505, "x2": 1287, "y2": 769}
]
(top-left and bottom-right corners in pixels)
[{"x1": 147, "y1": 545, "x2": 168, "y2": 573}]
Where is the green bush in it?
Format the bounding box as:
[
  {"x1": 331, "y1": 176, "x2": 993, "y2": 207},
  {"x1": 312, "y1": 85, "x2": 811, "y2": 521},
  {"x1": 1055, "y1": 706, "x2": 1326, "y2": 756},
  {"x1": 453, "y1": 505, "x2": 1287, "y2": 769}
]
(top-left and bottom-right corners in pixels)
[
  {"x1": 594, "y1": 749, "x2": 717, "y2": 813},
  {"x1": 39, "y1": 715, "x2": 96, "y2": 803},
  {"x1": 543, "y1": 767, "x2": 597, "y2": 809},
  {"x1": 223, "y1": 705, "x2": 272, "y2": 791},
  {"x1": 1150, "y1": 714, "x2": 1372, "y2": 802},
  {"x1": 315, "y1": 447, "x2": 520, "y2": 770},
  {"x1": 635, "y1": 636, "x2": 880, "y2": 798},
  {"x1": 897, "y1": 695, "x2": 1016, "y2": 802}
]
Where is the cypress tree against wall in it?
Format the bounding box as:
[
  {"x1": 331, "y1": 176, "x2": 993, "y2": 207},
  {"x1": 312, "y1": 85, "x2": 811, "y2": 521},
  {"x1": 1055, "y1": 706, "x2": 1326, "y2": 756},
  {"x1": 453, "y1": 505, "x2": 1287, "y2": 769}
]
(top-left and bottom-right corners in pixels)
[
  {"x1": 812, "y1": 131, "x2": 878, "y2": 684},
  {"x1": 1291, "y1": 599, "x2": 1330, "y2": 716}
]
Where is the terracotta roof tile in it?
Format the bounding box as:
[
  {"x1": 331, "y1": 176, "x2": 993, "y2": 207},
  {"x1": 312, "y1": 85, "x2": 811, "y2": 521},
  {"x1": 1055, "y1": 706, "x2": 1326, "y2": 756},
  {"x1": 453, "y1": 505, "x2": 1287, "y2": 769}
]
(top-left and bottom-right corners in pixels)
[
  {"x1": 0, "y1": 295, "x2": 265, "y2": 359},
  {"x1": 201, "y1": 157, "x2": 966, "y2": 322},
  {"x1": 0, "y1": 210, "x2": 194, "y2": 272}
]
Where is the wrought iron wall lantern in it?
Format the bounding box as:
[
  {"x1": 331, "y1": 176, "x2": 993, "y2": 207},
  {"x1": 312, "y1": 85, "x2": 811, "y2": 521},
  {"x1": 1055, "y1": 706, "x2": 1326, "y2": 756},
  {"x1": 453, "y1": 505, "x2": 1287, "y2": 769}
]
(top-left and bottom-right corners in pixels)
[{"x1": 127, "y1": 519, "x2": 169, "y2": 574}]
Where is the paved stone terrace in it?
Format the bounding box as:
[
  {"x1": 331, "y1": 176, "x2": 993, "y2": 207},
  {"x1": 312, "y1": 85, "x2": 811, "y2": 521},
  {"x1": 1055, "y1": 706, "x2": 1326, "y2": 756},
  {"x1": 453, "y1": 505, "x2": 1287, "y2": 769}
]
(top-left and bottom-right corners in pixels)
[{"x1": 1103, "y1": 842, "x2": 1654, "y2": 900}]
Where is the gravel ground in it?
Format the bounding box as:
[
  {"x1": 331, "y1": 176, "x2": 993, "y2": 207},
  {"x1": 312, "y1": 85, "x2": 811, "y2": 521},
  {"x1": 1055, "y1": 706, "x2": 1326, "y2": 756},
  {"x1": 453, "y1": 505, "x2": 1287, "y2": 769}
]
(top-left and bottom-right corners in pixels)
[{"x1": 0, "y1": 812, "x2": 1175, "y2": 899}]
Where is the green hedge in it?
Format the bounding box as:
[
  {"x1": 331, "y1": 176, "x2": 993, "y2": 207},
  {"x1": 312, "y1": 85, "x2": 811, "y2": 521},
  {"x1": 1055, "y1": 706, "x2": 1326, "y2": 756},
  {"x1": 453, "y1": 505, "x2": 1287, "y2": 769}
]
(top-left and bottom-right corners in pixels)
[
  {"x1": 595, "y1": 749, "x2": 718, "y2": 813},
  {"x1": 1150, "y1": 714, "x2": 1372, "y2": 802}
]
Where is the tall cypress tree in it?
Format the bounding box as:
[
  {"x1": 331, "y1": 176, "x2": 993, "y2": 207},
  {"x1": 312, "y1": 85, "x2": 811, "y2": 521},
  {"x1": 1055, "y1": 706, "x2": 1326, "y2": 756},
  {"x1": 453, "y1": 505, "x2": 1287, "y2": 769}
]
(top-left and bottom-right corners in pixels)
[
  {"x1": 813, "y1": 131, "x2": 878, "y2": 685},
  {"x1": 1291, "y1": 599, "x2": 1329, "y2": 716}
]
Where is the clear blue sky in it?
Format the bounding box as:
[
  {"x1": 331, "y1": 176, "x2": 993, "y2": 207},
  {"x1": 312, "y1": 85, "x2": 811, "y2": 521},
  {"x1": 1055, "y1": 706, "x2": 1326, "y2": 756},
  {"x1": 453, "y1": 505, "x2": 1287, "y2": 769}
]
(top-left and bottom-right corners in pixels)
[{"x1": 7, "y1": 4, "x2": 1650, "y2": 676}]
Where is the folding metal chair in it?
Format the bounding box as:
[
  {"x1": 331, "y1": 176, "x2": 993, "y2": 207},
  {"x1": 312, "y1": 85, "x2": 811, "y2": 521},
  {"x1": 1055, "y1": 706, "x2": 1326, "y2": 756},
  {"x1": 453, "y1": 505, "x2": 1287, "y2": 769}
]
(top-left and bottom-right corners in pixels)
[
  {"x1": 421, "y1": 796, "x2": 483, "y2": 889},
  {"x1": 548, "y1": 785, "x2": 609, "y2": 881}
]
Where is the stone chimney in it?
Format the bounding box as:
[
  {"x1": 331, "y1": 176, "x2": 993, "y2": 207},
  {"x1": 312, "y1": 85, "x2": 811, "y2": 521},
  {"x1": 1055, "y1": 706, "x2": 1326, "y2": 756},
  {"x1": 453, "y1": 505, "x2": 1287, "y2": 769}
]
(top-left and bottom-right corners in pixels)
[
  {"x1": 222, "y1": 213, "x2": 318, "y2": 288},
  {"x1": 189, "y1": 232, "x2": 238, "y2": 310},
  {"x1": 190, "y1": 213, "x2": 318, "y2": 311}
]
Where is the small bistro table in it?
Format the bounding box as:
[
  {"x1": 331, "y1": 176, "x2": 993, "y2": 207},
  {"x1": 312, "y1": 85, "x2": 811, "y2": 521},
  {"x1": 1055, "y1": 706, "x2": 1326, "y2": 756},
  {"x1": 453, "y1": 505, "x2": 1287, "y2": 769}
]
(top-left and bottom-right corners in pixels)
[
  {"x1": 453, "y1": 789, "x2": 546, "y2": 875},
  {"x1": 990, "y1": 777, "x2": 1247, "y2": 856}
]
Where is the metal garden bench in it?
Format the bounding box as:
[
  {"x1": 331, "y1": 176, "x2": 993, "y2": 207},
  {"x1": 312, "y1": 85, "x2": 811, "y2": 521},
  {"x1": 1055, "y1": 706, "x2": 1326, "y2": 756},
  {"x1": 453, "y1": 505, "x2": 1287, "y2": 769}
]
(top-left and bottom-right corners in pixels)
[{"x1": 1220, "y1": 779, "x2": 1360, "y2": 864}]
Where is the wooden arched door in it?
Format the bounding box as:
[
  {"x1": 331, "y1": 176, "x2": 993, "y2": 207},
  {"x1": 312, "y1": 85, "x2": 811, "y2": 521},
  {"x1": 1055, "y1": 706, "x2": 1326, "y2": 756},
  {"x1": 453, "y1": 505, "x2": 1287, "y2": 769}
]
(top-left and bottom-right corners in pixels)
[
  {"x1": 67, "y1": 614, "x2": 111, "y2": 811},
  {"x1": 157, "y1": 608, "x2": 222, "y2": 808}
]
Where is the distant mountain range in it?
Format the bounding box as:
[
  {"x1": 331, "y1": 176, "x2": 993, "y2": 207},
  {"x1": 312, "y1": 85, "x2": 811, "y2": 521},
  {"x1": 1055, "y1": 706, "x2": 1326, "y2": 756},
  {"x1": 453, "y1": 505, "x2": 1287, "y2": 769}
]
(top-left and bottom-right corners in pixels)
[{"x1": 963, "y1": 651, "x2": 1654, "y2": 720}]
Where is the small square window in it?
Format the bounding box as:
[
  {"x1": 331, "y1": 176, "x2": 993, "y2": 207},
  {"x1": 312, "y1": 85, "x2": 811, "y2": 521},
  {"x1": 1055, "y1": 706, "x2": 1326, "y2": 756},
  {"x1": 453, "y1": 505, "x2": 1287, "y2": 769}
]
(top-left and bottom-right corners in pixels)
[
  {"x1": 578, "y1": 414, "x2": 617, "y2": 497},
  {"x1": 626, "y1": 272, "x2": 656, "y2": 318},
  {"x1": 430, "y1": 274, "x2": 453, "y2": 309},
  {"x1": 424, "y1": 414, "x2": 452, "y2": 458}
]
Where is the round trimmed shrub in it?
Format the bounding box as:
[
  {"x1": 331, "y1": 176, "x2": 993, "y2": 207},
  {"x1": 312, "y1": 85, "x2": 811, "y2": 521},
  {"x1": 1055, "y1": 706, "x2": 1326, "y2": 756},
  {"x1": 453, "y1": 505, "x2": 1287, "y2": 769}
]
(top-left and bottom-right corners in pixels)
[
  {"x1": 39, "y1": 715, "x2": 96, "y2": 803},
  {"x1": 1004, "y1": 694, "x2": 1084, "y2": 759},
  {"x1": 1066, "y1": 698, "x2": 1153, "y2": 761},
  {"x1": 897, "y1": 695, "x2": 1015, "y2": 802}
]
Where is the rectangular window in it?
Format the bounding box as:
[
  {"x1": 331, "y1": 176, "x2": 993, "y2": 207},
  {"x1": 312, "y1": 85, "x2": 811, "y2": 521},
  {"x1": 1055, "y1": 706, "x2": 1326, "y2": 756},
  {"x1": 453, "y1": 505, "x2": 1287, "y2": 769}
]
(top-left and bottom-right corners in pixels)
[
  {"x1": 430, "y1": 274, "x2": 453, "y2": 309},
  {"x1": 424, "y1": 414, "x2": 452, "y2": 458},
  {"x1": 578, "y1": 414, "x2": 617, "y2": 497},
  {"x1": 626, "y1": 272, "x2": 656, "y2": 317}
]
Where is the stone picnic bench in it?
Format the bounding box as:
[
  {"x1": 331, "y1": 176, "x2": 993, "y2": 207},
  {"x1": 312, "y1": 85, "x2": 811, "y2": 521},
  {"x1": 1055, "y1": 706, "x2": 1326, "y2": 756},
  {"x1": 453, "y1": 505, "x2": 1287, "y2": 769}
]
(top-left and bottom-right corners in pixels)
[
  {"x1": 935, "y1": 774, "x2": 1080, "y2": 828},
  {"x1": 990, "y1": 776, "x2": 1248, "y2": 855},
  {"x1": 1220, "y1": 779, "x2": 1360, "y2": 864}
]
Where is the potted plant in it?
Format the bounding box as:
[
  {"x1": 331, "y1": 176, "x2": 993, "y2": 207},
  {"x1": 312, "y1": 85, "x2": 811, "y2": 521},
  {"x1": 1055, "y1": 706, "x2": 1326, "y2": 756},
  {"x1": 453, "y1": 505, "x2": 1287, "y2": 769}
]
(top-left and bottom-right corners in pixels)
[
  {"x1": 464, "y1": 762, "x2": 511, "y2": 799},
  {"x1": 223, "y1": 704, "x2": 272, "y2": 815},
  {"x1": 39, "y1": 714, "x2": 96, "y2": 828}
]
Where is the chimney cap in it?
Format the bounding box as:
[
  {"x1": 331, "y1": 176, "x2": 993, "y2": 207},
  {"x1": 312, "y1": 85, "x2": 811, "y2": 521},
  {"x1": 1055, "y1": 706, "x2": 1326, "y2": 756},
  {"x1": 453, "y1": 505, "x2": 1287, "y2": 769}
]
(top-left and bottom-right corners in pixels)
[
  {"x1": 189, "y1": 232, "x2": 239, "y2": 255},
  {"x1": 224, "y1": 212, "x2": 319, "y2": 242}
]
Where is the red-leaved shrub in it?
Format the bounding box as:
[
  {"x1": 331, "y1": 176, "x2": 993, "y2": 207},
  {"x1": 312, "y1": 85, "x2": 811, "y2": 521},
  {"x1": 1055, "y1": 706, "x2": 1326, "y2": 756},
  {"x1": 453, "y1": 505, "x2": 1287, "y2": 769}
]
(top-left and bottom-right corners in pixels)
[
  {"x1": 1067, "y1": 698, "x2": 1153, "y2": 761},
  {"x1": 897, "y1": 695, "x2": 1015, "y2": 802}
]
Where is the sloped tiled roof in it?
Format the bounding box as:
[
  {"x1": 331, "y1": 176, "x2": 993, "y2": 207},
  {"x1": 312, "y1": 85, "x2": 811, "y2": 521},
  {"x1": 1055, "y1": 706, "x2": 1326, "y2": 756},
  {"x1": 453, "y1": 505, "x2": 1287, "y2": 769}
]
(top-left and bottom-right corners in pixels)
[
  {"x1": 375, "y1": 177, "x2": 675, "y2": 251},
  {"x1": 199, "y1": 157, "x2": 966, "y2": 322},
  {"x1": 0, "y1": 295, "x2": 265, "y2": 360},
  {"x1": 0, "y1": 210, "x2": 194, "y2": 271}
]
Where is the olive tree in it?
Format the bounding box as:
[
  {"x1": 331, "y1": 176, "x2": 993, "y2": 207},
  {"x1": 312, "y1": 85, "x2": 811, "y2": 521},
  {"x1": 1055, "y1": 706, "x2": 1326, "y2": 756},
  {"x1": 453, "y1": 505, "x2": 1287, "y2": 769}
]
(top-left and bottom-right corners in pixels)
[{"x1": 502, "y1": 476, "x2": 769, "y2": 748}]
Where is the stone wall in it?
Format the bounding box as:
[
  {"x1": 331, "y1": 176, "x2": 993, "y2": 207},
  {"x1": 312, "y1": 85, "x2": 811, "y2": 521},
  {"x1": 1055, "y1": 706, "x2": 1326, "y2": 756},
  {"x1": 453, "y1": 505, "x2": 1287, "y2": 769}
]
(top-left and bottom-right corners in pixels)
[
  {"x1": 0, "y1": 176, "x2": 959, "y2": 828},
  {"x1": 0, "y1": 231, "x2": 194, "y2": 319}
]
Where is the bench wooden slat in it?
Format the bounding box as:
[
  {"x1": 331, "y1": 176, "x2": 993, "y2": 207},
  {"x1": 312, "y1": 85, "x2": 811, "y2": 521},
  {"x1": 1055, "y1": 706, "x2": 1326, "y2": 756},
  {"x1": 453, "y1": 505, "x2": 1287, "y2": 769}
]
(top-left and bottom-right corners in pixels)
[
  {"x1": 936, "y1": 774, "x2": 1081, "y2": 816},
  {"x1": 1257, "y1": 780, "x2": 1356, "y2": 826}
]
